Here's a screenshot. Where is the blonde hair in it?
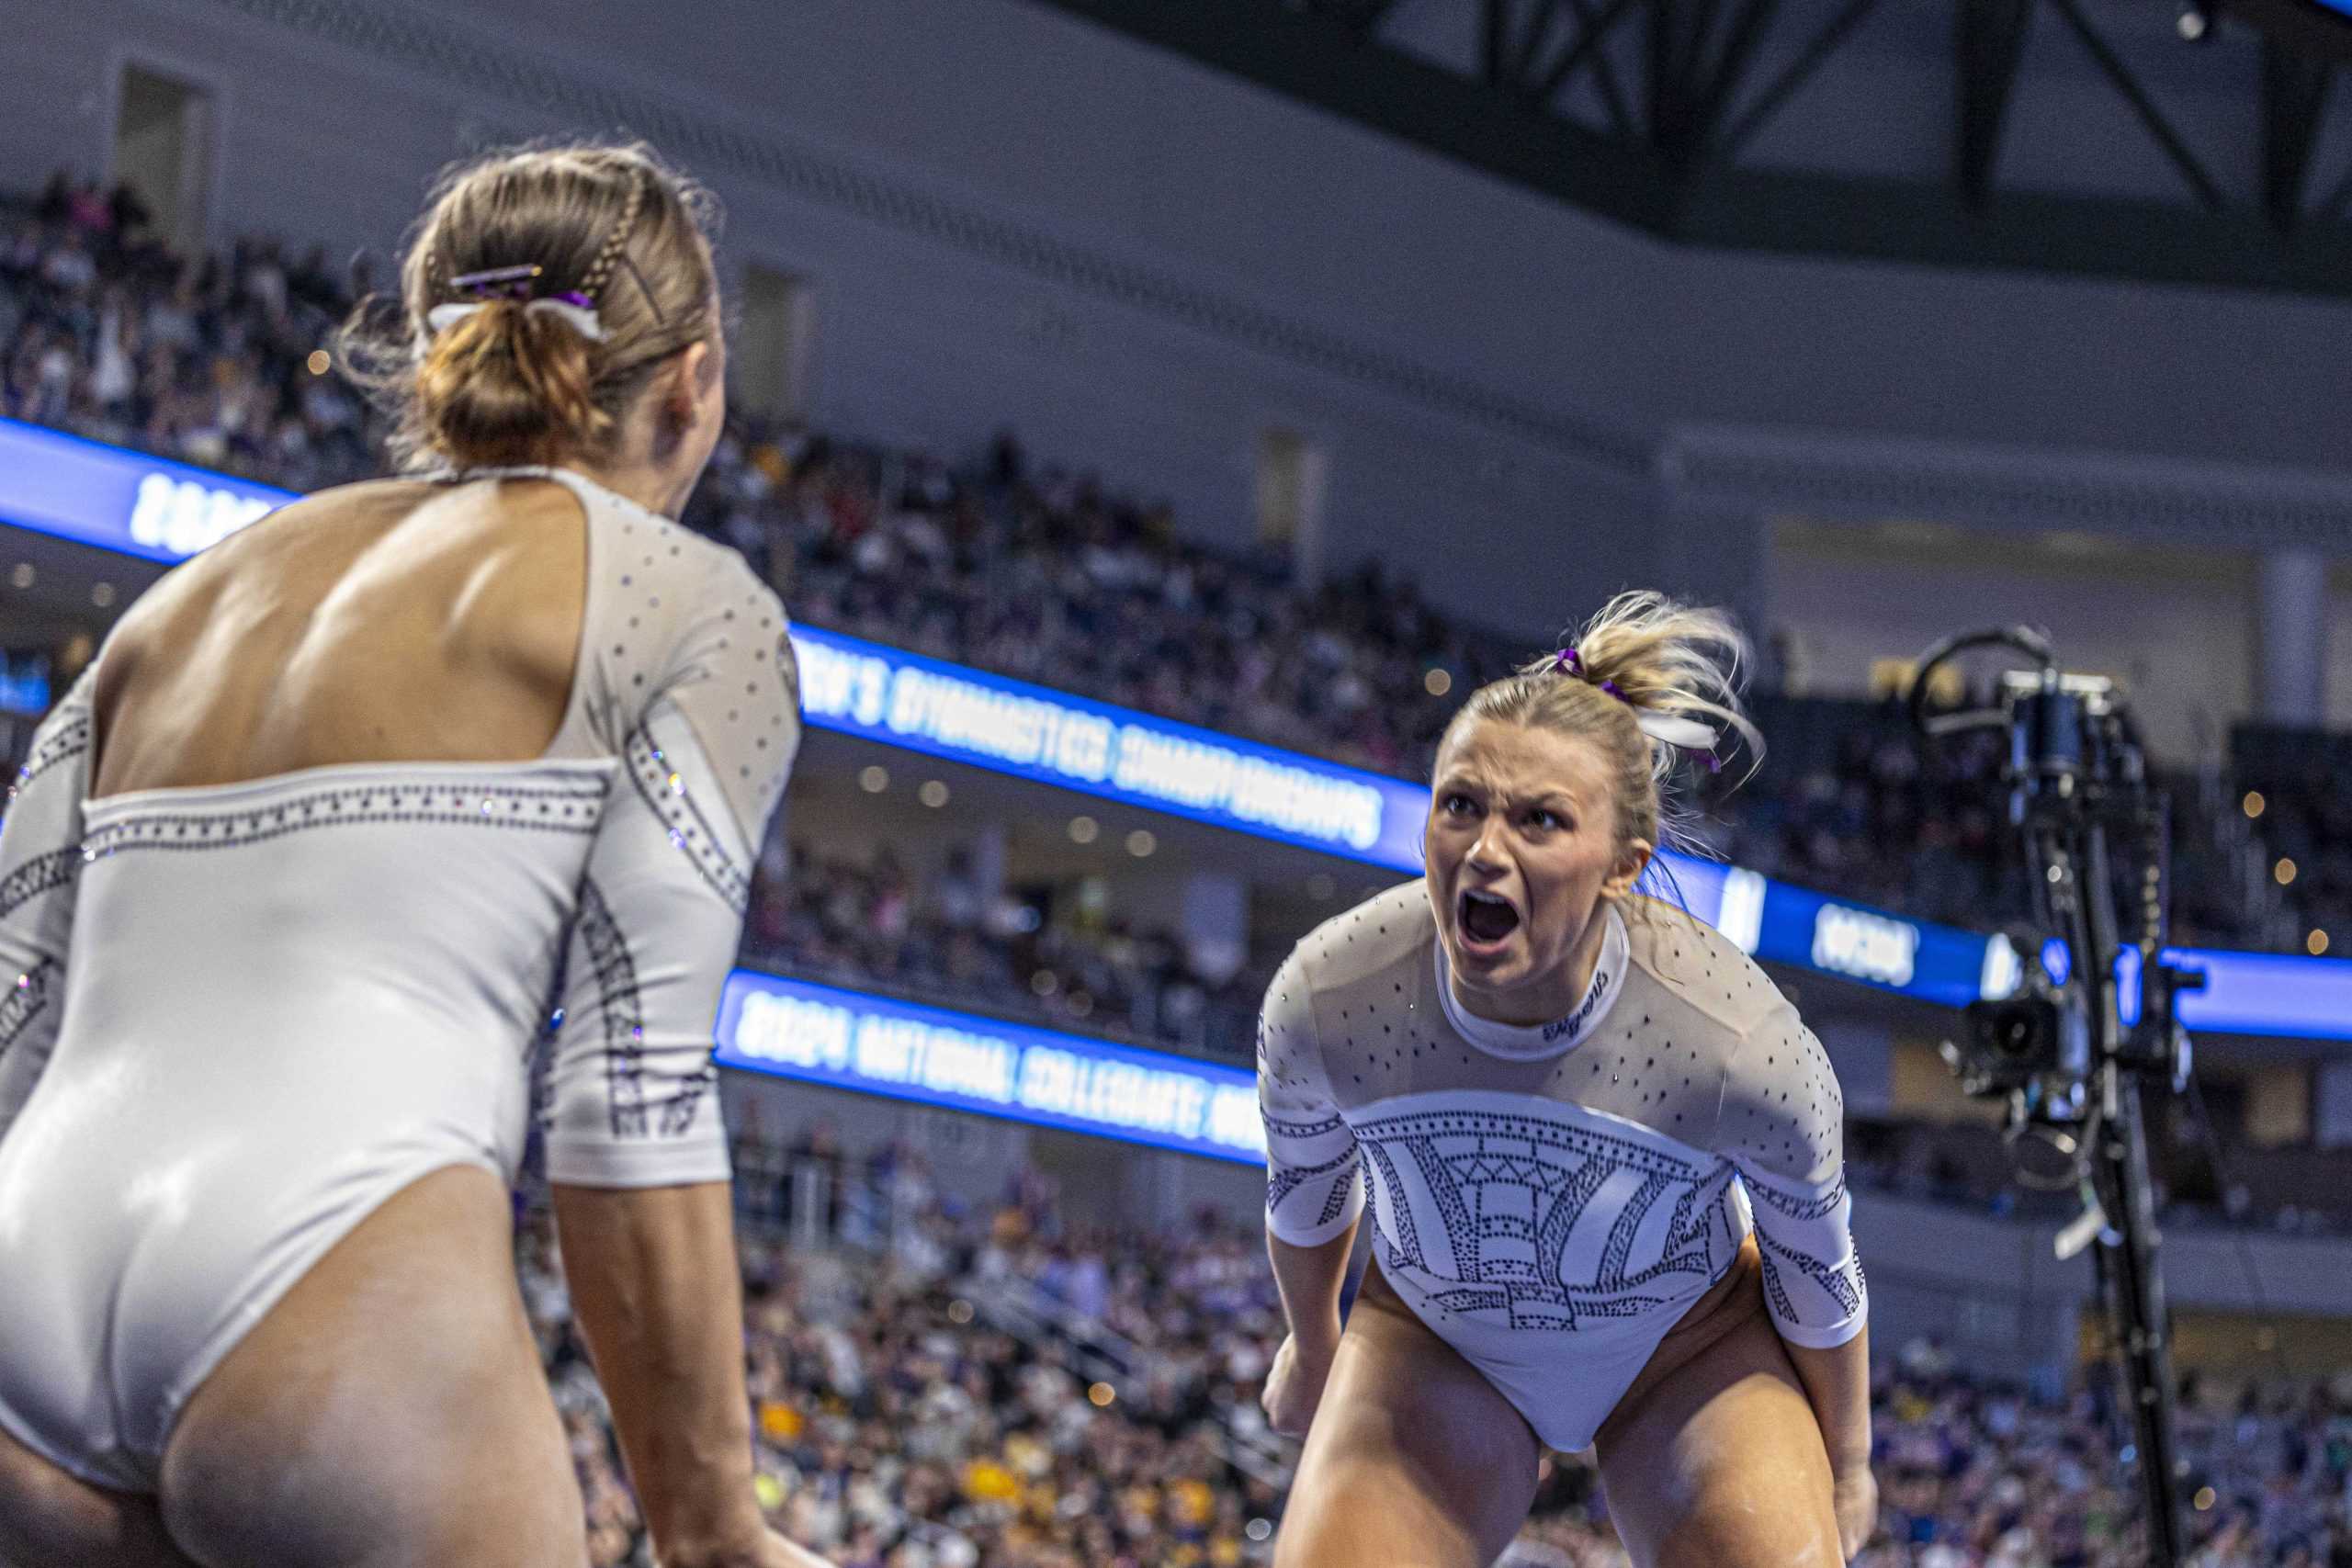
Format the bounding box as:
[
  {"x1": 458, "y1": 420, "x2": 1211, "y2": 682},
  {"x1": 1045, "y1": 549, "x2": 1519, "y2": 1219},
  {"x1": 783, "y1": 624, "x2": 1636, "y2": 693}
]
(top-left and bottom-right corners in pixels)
[
  {"x1": 339, "y1": 140, "x2": 720, "y2": 471},
  {"x1": 1438, "y1": 591, "x2": 1764, "y2": 862}
]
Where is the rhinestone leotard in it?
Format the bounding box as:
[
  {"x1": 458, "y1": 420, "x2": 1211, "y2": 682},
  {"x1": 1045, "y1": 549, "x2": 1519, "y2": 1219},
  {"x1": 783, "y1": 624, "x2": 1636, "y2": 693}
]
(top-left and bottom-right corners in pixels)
[
  {"x1": 1260, "y1": 883, "x2": 1865, "y2": 1451},
  {"x1": 0, "y1": 466, "x2": 799, "y2": 1488}
]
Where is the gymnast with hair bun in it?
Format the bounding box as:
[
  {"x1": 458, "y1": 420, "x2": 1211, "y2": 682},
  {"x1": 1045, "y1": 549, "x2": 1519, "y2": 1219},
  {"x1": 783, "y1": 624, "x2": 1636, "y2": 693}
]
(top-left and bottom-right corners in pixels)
[
  {"x1": 0, "y1": 141, "x2": 831, "y2": 1568},
  {"x1": 1258, "y1": 592, "x2": 1875, "y2": 1568}
]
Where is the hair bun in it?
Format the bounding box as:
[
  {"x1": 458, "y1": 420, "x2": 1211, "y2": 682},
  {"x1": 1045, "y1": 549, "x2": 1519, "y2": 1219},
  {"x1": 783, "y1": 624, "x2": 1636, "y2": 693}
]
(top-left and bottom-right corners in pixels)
[
  {"x1": 1447, "y1": 590, "x2": 1765, "y2": 863},
  {"x1": 334, "y1": 140, "x2": 720, "y2": 472},
  {"x1": 413, "y1": 296, "x2": 605, "y2": 469}
]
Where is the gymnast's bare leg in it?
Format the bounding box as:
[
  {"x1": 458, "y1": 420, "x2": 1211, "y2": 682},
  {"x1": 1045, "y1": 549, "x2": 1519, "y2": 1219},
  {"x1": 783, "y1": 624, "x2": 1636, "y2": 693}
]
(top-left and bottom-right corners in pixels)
[
  {"x1": 0, "y1": 1434, "x2": 199, "y2": 1568},
  {"x1": 1271, "y1": 1262, "x2": 1544, "y2": 1568},
  {"x1": 1274, "y1": 1244, "x2": 1842, "y2": 1568},
  {"x1": 158, "y1": 1167, "x2": 587, "y2": 1568},
  {"x1": 1592, "y1": 1240, "x2": 1844, "y2": 1568}
]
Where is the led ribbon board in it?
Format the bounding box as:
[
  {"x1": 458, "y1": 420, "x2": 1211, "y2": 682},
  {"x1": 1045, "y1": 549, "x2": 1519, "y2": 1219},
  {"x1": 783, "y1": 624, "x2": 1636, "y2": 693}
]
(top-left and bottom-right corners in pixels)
[
  {"x1": 3, "y1": 418, "x2": 2347, "y2": 1037},
  {"x1": 788, "y1": 624, "x2": 1426, "y2": 869},
  {"x1": 0, "y1": 418, "x2": 288, "y2": 561},
  {"x1": 715, "y1": 971, "x2": 1265, "y2": 1163}
]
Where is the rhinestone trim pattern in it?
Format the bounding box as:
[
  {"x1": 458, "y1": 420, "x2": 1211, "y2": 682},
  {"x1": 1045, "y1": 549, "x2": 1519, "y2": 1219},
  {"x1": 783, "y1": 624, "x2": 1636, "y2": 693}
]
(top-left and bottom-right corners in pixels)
[
  {"x1": 623, "y1": 729, "x2": 751, "y2": 915},
  {"x1": 569, "y1": 878, "x2": 649, "y2": 1139},
  {"x1": 0, "y1": 849, "x2": 82, "y2": 921},
  {"x1": 0, "y1": 956, "x2": 57, "y2": 1067},
  {"x1": 80, "y1": 779, "x2": 609, "y2": 859},
  {"x1": 13, "y1": 713, "x2": 90, "y2": 795}
]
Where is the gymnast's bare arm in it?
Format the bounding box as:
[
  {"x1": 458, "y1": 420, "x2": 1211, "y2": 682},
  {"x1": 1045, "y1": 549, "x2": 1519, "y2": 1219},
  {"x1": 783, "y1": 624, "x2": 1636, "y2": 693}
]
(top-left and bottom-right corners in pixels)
[
  {"x1": 1787, "y1": 1330, "x2": 1876, "y2": 1559},
  {"x1": 555, "y1": 1180, "x2": 822, "y2": 1568},
  {"x1": 1262, "y1": 1223, "x2": 1361, "y2": 1437}
]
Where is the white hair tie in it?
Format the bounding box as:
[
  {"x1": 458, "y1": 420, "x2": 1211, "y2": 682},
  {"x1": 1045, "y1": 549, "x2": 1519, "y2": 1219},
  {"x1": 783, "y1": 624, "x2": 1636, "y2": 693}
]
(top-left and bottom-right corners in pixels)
[
  {"x1": 1553, "y1": 647, "x2": 1723, "y2": 762},
  {"x1": 1634, "y1": 710, "x2": 1723, "y2": 754},
  {"x1": 424, "y1": 299, "x2": 606, "y2": 343}
]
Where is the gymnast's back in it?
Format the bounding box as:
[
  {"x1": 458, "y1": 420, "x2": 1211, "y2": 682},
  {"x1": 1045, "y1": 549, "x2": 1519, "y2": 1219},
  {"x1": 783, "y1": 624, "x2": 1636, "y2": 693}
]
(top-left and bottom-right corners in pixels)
[
  {"x1": 0, "y1": 142, "x2": 831, "y2": 1568},
  {"x1": 0, "y1": 456, "x2": 797, "y2": 1458}
]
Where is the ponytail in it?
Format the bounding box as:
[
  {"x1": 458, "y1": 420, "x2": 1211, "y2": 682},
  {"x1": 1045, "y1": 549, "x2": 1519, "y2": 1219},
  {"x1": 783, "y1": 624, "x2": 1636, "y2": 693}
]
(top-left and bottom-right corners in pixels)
[{"x1": 1442, "y1": 591, "x2": 1764, "y2": 862}]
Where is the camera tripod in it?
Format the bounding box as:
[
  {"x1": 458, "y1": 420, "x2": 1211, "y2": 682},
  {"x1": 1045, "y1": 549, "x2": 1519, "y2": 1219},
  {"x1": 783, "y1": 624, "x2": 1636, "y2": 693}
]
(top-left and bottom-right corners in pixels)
[{"x1": 1911, "y1": 627, "x2": 2196, "y2": 1568}]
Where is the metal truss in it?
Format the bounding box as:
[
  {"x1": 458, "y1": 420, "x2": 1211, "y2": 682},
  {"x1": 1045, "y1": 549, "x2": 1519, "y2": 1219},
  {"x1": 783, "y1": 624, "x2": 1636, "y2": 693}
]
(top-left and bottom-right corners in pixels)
[{"x1": 1031, "y1": 0, "x2": 2352, "y2": 295}]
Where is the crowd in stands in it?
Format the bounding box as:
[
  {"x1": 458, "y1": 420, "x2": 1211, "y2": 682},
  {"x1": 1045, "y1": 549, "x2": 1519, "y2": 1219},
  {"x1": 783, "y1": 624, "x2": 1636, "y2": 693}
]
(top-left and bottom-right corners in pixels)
[
  {"x1": 0, "y1": 177, "x2": 2334, "y2": 956},
  {"x1": 1700, "y1": 696, "x2": 2263, "y2": 949},
  {"x1": 745, "y1": 837, "x2": 1269, "y2": 1056},
  {"x1": 1844, "y1": 1113, "x2": 2352, "y2": 1239},
  {"x1": 9, "y1": 178, "x2": 2352, "y2": 1568},
  {"x1": 517, "y1": 1134, "x2": 2352, "y2": 1567},
  {"x1": 0, "y1": 174, "x2": 1510, "y2": 779},
  {"x1": 2229, "y1": 728, "x2": 2352, "y2": 955}
]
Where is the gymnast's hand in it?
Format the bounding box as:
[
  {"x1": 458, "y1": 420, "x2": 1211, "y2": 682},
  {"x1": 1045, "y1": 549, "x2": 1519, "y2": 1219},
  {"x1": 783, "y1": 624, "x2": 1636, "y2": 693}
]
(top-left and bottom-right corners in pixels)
[
  {"x1": 1830, "y1": 1464, "x2": 1879, "y2": 1562},
  {"x1": 1261, "y1": 1333, "x2": 1336, "y2": 1438},
  {"x1": 752, "y1": 1528, "x2": 839, "y2": 1568},
  {"x1": 661, "y1": 1525, "x2": 840, "y2": 1568}
]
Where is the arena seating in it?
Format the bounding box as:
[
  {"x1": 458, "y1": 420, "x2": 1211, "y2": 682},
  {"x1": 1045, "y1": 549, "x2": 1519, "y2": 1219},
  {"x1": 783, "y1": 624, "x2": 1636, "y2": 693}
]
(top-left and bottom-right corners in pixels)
[
  {"x1": 10, "y1": 171, "x2": 2352, "y2": 1568},
  {"x1": 0, "y1": 186, "x2": 2327, "y2": 956},
  {"x1": 520, "y1": 1140, "x2": 2352, "y2": 1568}
]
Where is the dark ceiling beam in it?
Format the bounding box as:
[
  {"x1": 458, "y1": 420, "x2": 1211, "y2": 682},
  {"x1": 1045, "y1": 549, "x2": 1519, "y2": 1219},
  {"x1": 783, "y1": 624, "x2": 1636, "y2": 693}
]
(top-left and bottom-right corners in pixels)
[
  {"x1": 1021, "y1": 0, "x2": 2352, "y2": 295},
  {"x1": 1715, "y1": 0, "x2": 1887, "y2": 159},
  {"x1": 1666, "y1": 0, "x2": 1733, "y2": 159},
  {"x1": 1509, "y1": 0, "x2": 1571, "y2": 85},
  {"x1": 1556, "y1": 0, "x2": 1642, "y2": 138},
  {"x1": 1647, "y1": 0, "x2": 1679, "y2": 147},
  {"x1": 1955, "y1": 0, "x2": 2034, "y2": 208},
  {"x1": 1482, "y1": 0, "x2": 1512, "y2": 83},
  {"x1": 1530, "y1": 0, "x2": 1646, "y2": 107},
  {"x1": 1306, "y1": 0, "x2": 1408, "y2": 33},
  {"x1": 1690, "y1": 0, "x2": 1787, "y2": 156},
  {"x1": 2043, "y1": 0, "x2": 2226, "y2": 210},
  {"x1": 2260, "y1": 40, "x2": 2332, "y2": 229},
  {"x1": 2320, "y1": 156, "x2": 2352, "y2": 227}
]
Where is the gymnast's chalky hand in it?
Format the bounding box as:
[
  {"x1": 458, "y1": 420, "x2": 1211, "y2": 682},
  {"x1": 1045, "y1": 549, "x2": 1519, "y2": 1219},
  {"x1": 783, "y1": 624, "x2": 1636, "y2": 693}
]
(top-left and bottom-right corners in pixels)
[
  {"x1": 1832, "y1": 1466, "x2": 1879, "y2": 1562},
  {"x1": 1261, "y1": 1333, "x2": 1333, "y2": 1438}
]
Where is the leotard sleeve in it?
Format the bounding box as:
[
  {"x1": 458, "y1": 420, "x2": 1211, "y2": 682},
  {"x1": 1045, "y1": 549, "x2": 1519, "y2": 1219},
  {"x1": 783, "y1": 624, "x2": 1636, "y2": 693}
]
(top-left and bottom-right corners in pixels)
[
  {"x1": 542, "y1": 551, "x2": 801, "y2": 1189},
  {"x1": 1258, "y1": 948, "x2": 1364, "y2": 1247},
  {"x1": 1714, "y1": 1002, "x2": 1868, "y2": 1348},
  {"x1": 0, "y1": 668, "x2": 96, "y2": 1140}
]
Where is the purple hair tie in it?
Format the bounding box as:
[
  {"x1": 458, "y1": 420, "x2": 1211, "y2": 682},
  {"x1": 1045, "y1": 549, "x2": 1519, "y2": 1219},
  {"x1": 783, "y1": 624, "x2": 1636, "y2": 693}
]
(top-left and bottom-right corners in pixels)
[
  {"x1": 449, "y1": 263, "x2": 544, "y2": 299},
  {"x1": 1558, "y1": 648, "x2": 1630, "y2": 705},
  {"x1": 1558, "y1": 644, "x2": 1724, "y2": 765}
]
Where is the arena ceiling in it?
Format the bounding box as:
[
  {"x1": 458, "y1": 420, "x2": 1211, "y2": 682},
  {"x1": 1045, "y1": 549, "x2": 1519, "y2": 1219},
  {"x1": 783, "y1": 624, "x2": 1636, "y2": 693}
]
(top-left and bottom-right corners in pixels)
[{"x1": 1029, "y1": 0, "x2": 2352, "y2": 295}]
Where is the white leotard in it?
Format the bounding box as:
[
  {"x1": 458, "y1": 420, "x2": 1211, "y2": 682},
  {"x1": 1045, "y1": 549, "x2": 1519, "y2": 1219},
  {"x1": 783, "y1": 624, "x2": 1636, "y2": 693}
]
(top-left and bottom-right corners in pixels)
[
  {"x1": 0, "y1": 466, "x2": 800, "y2": 1489},
  {"x1": 1259, "y1": 883, "x2": 1865, "y2": 1452}
]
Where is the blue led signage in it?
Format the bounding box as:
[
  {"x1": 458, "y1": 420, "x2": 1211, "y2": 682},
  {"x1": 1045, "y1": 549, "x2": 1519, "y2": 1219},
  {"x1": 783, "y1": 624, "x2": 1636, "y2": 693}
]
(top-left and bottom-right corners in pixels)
[
  {"x1": 715, "y1": 971, "x2": 1264, "y2": 1163},
  {"x1": 4, "y1": 419, "x2": 2347, "y2": 1041}
]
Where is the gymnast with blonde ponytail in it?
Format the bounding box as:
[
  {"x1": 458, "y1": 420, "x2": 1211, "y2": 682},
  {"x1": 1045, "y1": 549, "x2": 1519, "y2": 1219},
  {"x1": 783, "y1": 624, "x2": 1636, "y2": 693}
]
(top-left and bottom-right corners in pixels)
[{"x1": 1257, "y1": 591, "x2": 1875, "y2": 1568}]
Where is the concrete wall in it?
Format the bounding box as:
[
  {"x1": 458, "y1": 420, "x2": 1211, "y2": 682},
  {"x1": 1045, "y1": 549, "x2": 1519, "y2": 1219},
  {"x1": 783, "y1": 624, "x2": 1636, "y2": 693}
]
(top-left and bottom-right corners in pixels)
[{"x1": 1767, "y1": 523, "x2": 2256, "y2": 761}]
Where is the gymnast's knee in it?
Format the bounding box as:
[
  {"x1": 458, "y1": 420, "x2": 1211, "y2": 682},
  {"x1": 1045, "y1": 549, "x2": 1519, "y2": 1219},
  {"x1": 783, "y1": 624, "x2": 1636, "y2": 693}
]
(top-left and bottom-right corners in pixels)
[{"x1": 1647, "y1": 1468, "x2": 1841, "y2": 1568}]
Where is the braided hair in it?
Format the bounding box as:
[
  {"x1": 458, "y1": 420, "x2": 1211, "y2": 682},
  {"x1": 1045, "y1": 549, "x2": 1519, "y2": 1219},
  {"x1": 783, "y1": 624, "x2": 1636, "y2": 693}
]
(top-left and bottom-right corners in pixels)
[{"x1": 339, "y1": 141, "x2": 718, "y2": 470}]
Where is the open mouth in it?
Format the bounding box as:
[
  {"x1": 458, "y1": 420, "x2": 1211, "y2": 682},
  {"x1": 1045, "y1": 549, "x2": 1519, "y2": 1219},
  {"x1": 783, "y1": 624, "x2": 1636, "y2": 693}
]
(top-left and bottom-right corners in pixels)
[{"x1": 1458, "y1": 889, "x2": 1521, "y2": 948}]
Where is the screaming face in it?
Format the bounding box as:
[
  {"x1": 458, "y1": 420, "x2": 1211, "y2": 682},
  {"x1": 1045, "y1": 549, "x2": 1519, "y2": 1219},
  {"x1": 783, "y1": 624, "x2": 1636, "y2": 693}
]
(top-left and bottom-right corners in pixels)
[{"x1": 1423, "y1": 719, "x2": 1652, "y2": 1027}]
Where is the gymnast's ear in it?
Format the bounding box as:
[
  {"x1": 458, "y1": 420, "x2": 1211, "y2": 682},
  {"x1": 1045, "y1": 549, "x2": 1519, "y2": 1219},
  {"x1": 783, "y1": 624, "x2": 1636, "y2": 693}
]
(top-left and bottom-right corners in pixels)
[
  {"x1": 1601, "y1": 836, "x2": 1653, "y2": 903},
  {"x1": 663, "y1": 339, "x2": 712, "y2": 412},
  {"x1": 650, "y1": 312, "x2": 726, "y2": 475}
]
